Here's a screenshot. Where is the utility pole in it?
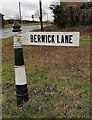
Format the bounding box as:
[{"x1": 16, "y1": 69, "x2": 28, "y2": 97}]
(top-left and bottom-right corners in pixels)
[
  {"x1": 39, "y1": 0, "x2": 43, "y2": 31},
  {"x1": 19, "y1": 2, "x2": 21, "y2": 23},
  {"x1": 47, "y1": 13, "x2": 48, "y2": 22}
]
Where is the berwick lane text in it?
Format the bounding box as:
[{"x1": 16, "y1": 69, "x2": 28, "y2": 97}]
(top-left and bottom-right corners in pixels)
[{"x1": 30, "y1": 34, "x2": 73, "y2": 44}]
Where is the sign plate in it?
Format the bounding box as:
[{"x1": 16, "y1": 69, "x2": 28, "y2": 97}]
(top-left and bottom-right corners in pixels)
[{"x1": 22, "y1": 32, "x2": 79, "y2": 46}]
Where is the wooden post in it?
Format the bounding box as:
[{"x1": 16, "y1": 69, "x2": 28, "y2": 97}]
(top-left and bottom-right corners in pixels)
[{"x1": 39, "y1": 0, "x2": 43, "y2": 31}]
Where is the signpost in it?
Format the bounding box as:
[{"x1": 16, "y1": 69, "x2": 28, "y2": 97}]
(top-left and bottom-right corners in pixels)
[
  {"x1": 22, "y1": 32, "x2": 79, "y2": 46},
  {"x1": 12, "y1": 21, "x2": 79, "y2": 107}
]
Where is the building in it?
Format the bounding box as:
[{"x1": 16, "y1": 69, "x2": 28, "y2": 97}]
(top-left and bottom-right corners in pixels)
[{"x1": 0, "y1": 13, "x2": 4, "y2": 28}]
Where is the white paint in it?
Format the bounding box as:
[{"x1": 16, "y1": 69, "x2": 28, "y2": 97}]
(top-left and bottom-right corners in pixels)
[
  {"x1": 15, "y1": 66, "x2": 27, "y2": 85},
  {"x1": 22, "y1": 32, "x2": 79, "y2": 46},
  {"x1": 13, "y1": 33, "x2": 23, "y2": 48}
]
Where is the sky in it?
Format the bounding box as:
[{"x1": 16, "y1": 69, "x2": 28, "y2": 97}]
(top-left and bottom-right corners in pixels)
[
  {"x1": 0, "y1": 0, "x2": 91, "y2": 21},
  {"x1": 0, "y1": 0, "x2": 60, "y2": 21}
]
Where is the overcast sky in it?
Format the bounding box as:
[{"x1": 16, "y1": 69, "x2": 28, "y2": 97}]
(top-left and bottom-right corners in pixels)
[
  {"x1": 0, "y1": 0, "x2": 91, "y2": 21},
  {"x1": 0, "y1": 0, "x2": 60, "y2": 21}
]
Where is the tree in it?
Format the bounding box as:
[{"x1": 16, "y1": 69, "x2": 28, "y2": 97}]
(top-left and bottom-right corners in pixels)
[
  {"x1": 50, "y1": 2, "x2": 92, "y2": 27},
  {"x1": 49, "y1": 3, "x2": 66, "y2": 28},
  {"x1": 80, "y1": 2, "x2": 92, "y2": 26},
  {"x1": 69, "y1": 6, "x2": 76, "y2": 26}
]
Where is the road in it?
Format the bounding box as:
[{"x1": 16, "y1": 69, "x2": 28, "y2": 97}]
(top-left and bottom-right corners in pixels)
[{"x1": 0, "y1": 24, "x2": 49, "y2": 39}]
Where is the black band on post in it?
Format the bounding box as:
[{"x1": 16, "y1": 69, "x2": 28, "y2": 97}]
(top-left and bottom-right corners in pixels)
[{"x1": 14, "y1": 48, "x2": 24, "y2": 66}]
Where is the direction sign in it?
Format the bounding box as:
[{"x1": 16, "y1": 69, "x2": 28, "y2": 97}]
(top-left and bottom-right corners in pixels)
[{"x1": 22, "y1": 32, "x2": 79, "y2": 46}]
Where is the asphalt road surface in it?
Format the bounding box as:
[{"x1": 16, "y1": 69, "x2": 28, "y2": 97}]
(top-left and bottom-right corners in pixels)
[{"x1": 0, "y1": 24, "x2": 49, "y2": 39}]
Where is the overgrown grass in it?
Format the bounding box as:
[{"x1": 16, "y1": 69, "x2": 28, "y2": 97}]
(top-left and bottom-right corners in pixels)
[{"x1": 2, "y1": 30, "x2": 91, "y2": 119}]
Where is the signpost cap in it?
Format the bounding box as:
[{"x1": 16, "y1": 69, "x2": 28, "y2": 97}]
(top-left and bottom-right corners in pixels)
[{"x1": 12, "y1": 21, "x2": 22, "y2": 32}]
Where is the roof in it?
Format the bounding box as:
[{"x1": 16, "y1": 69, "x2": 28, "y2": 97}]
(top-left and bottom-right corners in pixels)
[{"x1": 0, "y1": 13, "x2": 4, "y2": 16}]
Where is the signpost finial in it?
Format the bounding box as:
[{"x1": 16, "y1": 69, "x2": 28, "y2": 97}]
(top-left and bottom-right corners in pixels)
[{"x1": 12, "y1": 21, "x2": 22, "y2": 32}]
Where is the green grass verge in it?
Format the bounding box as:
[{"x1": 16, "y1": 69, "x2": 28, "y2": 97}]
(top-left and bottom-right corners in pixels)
[{"x1": 2, "y1": 34, "x2": 91, "y2": 119}]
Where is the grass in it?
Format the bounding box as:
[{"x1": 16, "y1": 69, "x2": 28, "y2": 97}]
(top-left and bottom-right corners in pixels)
[{"x1": 2, "y1": 26, "x2": 91, "y2": 119}]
